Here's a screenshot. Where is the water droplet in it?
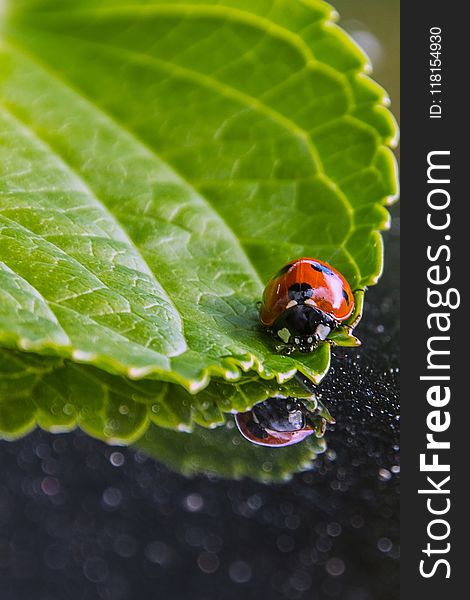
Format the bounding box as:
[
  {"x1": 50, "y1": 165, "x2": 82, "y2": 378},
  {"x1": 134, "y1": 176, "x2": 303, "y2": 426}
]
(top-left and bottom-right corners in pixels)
[
  {"x1": 377, "y1": 537, "x2": 393, "y2": 553},
  {"x1": 183, "y1": 493, "x2": 204, "y2": 512},
  {"x1": 197, "y1": 552, "x2": 219, "y2": 574},
  {"x1": 41, "y1": 476, "x2": 60, "y2": 496},
  {"x1": 326, "y1": 557, "x2": 345, "y2": 577},
  {"x1": 378, "y1": 468, "x2": 392, "y2": 481},
  {"x1": 83, "y1": 557, "x2": 108, "y2": 583},
  {"x1": 110, "y1": 452, "x2": 125, "y2": 467},
  {"x1": 327, "y1": 522, "x2": 342, "y2": 537},
  {"x1": 229, "y1": 561, "x2": 252, "y2": 583},
  {"x1": 102, "y1": 487, "x2": 122, "y2": 508}
]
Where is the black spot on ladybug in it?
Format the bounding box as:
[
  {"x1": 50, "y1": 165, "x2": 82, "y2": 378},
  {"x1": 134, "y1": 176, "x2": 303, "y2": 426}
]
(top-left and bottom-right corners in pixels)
[
  {"x1": 311, "y1": 262, "x2": 333, "y2": 275},
  {"x1": 276, "y1": 263, "x2": 294, "y2": 277},
  {"x1": 342, "y1": 289, "x2": 350, "y2": 305},
  {"x1": 288, "y1": 283, "x2": 313, "y2": 303}
]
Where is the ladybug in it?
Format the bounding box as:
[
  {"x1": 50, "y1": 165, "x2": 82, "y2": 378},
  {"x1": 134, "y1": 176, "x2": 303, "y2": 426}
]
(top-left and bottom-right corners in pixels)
[
  {"x1": 234, "y1": 395, "x2": 326, "y2": 448},
  {"x1": 260, "y1": 257, "x2": 359, "y2": 353}
]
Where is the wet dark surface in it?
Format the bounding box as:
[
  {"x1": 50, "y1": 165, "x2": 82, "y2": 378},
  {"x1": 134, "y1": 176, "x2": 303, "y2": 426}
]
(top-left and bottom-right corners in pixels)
[{"x1": 0, "y1": 209, "x2": 400, "y2": 600}]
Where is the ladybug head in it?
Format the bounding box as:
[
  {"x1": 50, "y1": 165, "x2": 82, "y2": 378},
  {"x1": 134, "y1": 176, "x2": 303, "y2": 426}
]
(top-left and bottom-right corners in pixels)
[
  {"x1": 234, "y1": 395, "x2": 324, "y2": 447},
  {"x1": 273, "y1": 304, "x2": 338, "y2": 353}
]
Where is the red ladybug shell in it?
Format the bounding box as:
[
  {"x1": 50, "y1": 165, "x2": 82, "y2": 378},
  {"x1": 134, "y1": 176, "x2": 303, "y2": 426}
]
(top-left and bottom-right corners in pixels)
[
  {"x1": 260, "y1": 258, "x2": 354, "y2": 328},
  {"x1": 234, "y1": 411, "x2": 314, "y2": 447}
]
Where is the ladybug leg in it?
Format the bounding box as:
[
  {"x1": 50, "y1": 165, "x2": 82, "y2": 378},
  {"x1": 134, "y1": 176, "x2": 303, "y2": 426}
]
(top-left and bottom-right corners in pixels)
[
  {"x1": 326, "y1": 322, "x2": 361, "y2": 347},
  {"x1": 330, "y1": 328, "x2": 362, "y2": 347},
  {"x1": 344, "y1": 288, "x2": 365, "y2": 331},
  {"x1": 275, "y1": 343, "x2": 295, "y2": 355}
]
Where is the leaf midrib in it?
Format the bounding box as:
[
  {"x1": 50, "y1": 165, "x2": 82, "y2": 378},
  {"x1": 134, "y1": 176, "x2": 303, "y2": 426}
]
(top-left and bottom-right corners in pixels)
[
  {"x1": 4, "y1": 48, "x2": 281, "y2": 304},
  {"x1": 1, "y1": 38, "x2": 365, "y2": 328}
]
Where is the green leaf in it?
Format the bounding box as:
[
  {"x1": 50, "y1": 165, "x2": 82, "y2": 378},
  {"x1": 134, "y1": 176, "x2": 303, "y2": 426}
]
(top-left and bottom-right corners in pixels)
[
  {"x1": 0, "y1": 0, "x2": 397, "y2": 394},
  {"x1": 0, "y1": 347, "x2": 322, "y2": 442},
  {"x1": 0, "y1": 348, "x2": 330, "y2": 481},
  {"x1": 137, "y1": 422, "x2": 327, "y2": 483}
]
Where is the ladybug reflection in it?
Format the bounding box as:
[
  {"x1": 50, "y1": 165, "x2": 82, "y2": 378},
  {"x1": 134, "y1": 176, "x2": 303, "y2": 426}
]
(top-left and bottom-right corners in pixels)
[{"x1": 234, "y1": 395, "x2": 327, "y2": 448}]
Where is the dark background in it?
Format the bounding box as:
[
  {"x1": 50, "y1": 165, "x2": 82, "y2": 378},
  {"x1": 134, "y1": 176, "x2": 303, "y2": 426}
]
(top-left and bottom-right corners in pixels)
[{"x1": 0, "y1": 2, "x2": 400, "y2": 599}]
